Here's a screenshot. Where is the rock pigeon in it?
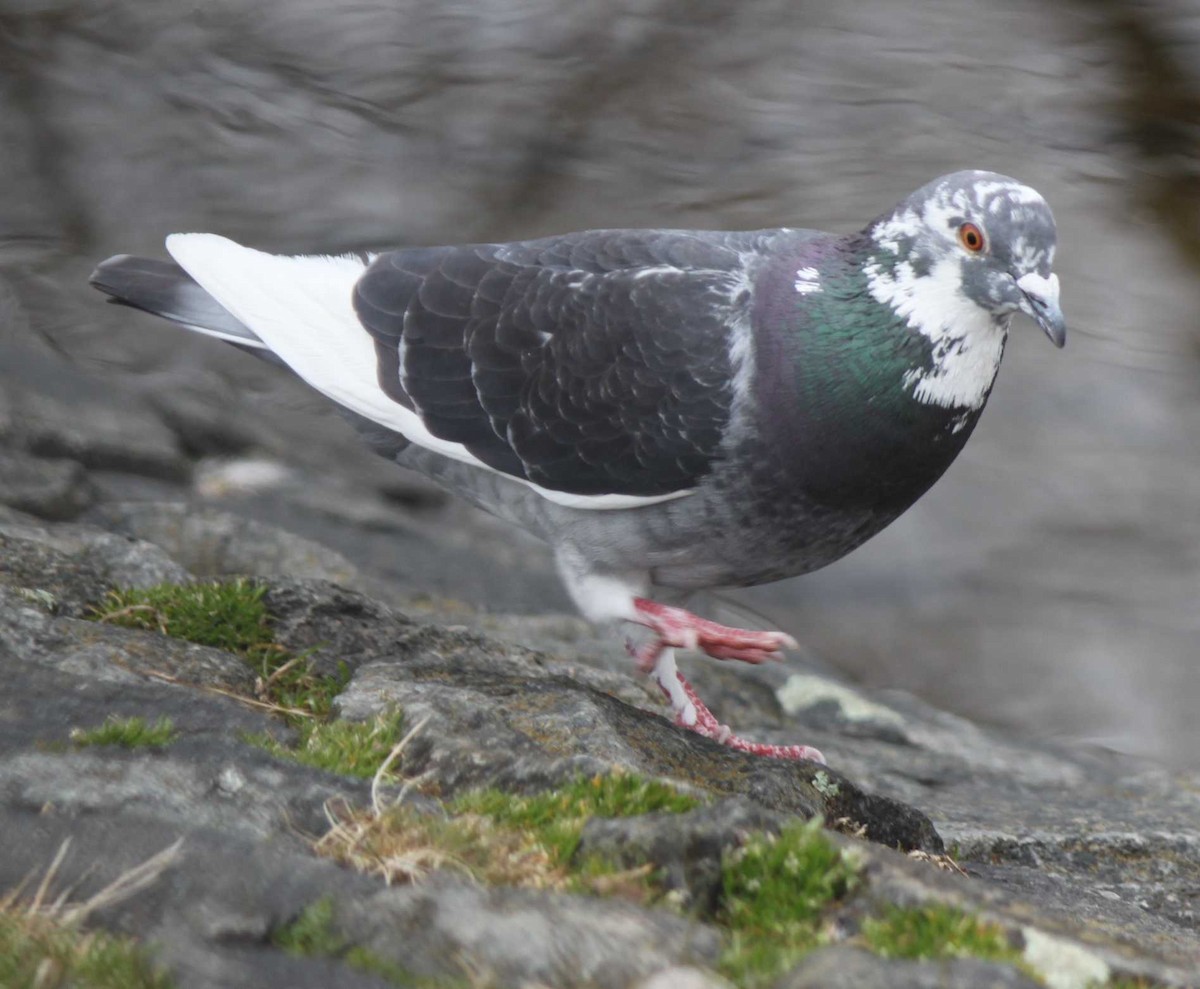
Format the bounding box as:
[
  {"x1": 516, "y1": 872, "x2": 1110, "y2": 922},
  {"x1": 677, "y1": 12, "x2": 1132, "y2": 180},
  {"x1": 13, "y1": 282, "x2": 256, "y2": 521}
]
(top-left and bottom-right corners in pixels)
[{"x1": 90, "y1": 170, "x2": 1065, "y2": 764}]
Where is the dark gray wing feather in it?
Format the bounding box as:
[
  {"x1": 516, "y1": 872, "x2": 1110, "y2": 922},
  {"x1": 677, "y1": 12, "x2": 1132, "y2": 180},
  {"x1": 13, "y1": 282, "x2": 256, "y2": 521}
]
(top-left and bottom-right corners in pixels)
[{"x1": 354, "y1": 229, "x2": 774, "y2": 497}]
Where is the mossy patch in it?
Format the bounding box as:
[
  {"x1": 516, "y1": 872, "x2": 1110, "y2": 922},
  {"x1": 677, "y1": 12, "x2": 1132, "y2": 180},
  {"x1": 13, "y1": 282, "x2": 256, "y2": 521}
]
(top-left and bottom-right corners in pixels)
[
  {"x1": 451, "y1": 772, "x2": 701, "y2": 866},
  {"x1": 275, "y1": 897, "x2": 469, "y2": 988},
  {"x1": 90, "y1": 579, "x2": 273, "y2": 656},
  {"x1": 70, "y1": 716, "x2": 177, "y2": 750},
  {"x1": 90, "y1": 580, "x2": 379, "y2": 776},
  {"x1": 90, "y1": 579, "x2": 347, "y2": 720},
  {"x1": 0, "y1": 910, "x2": 172, "y2": 989},
  {"x1": 247, "y1": 709, "x2": 406, "y2": 779},
  {"x1": 717, "y1": 817, "x2": 861, "y2": 986},
  {"x1": 862, "y1": 903, "x2": 1020, "y2": 964},
  {"x1": 319, "y1": 772, "x2": 699, "y2": 896}
]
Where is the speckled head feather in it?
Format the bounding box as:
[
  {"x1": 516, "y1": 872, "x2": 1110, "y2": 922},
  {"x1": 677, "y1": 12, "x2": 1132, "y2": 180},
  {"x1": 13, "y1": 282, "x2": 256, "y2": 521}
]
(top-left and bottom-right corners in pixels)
[
  {"x1": 870, "y1": 171, "x2": 1062, "y2": 333},
  {"x1": 860, "y1": 171, "x2": 1064, "y2": 413}
]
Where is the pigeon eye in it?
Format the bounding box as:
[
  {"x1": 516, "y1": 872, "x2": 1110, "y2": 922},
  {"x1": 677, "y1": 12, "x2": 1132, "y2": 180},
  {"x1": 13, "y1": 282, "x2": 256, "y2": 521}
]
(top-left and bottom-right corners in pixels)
[{"x1": 958, "y1": 222, "x2": 986, "y2": 253}]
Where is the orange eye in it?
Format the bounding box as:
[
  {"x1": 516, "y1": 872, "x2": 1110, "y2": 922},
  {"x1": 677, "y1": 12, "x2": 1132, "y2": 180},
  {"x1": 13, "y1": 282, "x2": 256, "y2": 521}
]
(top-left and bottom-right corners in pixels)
[{"x1": 958, "y1": 222, "x2": 986, "y2": 253}]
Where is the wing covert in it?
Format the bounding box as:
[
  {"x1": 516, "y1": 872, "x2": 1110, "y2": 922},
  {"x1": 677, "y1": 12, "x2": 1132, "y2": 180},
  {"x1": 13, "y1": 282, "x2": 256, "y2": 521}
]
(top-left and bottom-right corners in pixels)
[{"x1": 353, "y1": 229, "x2": 774, "y2": 498}]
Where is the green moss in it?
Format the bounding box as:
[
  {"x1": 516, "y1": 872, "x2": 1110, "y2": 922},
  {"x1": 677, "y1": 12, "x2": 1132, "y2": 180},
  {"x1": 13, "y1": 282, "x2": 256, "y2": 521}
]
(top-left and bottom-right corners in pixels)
[
  {"x1": 0, "y1": 910, "x2": 172, "y2": 989},
  {"x1": 320, "y1": 772, "x2": 699, "y2": 897},
  {"x1": 451, "y1": 772, "x2": 702, "y2": 867},
  {"x1": 70, "y1": 716, "x2": 177, "y2": 750},
  {"x1": 247, "y1": 709, "x2": 405, "y2": 779},
  {"x1": 89, "y1": 579, "x2": 273, "y2": 655},
  {"x1": 275, "y1": 898, "x2": 468, "y2": 988},
  {"x1": 90, "y1": 580, "x2": 348, "y2": 723},
  {"x1": 862, "y1": 904, "x2": 1020, "y2": 965},
  {"x1": 717, "y1": 817, "x2": 860, "y2": 987},
  {"x1": 274, "y1": 897, "x2": 344, "y2": 956}
]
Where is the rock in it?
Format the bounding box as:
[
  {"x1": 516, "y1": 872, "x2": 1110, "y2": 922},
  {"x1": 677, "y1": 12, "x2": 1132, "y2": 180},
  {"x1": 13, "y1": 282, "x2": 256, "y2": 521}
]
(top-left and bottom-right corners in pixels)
[
  {"x1": 0, "y1": 586, "x2": 255, "y2": 692},
  {"x1": 0, "y1": 511, "x2": 190, "y2": 615},
  {"x1": 337, "y1": 878, "x2": 723, "y2": 988},
  {"x1": 775, "y1": 946, "x2": 1042, "y2": 989},
  {"x1": 329, "y1": 621, "x2": 940, "y2": 850},
  {"x1": 0, "y1": 509, "x2": 1196, "y2": 987},
  {"x1": 90, "y1": 502, "x2": 361, "y2": 585},
  {"x1": 139, "y1": 373, "x2": 262, "y2": 457},
  {"x1": 634, "y1": 968, "x2": 735, "y2": 989},
  {"x1": 578, "y1": 798, "x2": 791, "y2": 915},
  {"x1": 0, "y1": 804, "x2": 394, "y2": 989},
  {"x1": 0, "y1": 342, "x2": 188, "y2": 480},
  {"x1": 260, "y1": 578, "x2": 420, "y2": 679},
  {"x1": 0, "y1": 445, "x2": 95, "y2": 519}
]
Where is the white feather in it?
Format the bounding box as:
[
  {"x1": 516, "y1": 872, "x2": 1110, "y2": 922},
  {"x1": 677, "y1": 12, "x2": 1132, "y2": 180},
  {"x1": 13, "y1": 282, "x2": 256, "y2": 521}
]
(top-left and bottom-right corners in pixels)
[
  {"x1": 165, "y1": 233, "x2": 691, "y2": 512},
  {"x1": 170, "y1": 321, "x2": 270, "y2": 349}
]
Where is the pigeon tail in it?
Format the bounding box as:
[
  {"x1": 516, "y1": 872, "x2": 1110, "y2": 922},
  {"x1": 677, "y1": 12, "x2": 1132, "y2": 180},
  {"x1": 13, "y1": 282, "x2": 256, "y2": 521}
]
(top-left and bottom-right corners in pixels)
[{"x1": 89, "y1": 254, "x2": 277, "y2": 359}]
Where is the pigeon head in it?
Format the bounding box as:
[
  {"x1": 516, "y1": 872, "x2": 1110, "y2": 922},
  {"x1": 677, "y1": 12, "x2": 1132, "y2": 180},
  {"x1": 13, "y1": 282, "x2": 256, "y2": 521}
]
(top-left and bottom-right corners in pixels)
[{"x1": 866, "y1": 170, "x2": 1065, "y2": 349}]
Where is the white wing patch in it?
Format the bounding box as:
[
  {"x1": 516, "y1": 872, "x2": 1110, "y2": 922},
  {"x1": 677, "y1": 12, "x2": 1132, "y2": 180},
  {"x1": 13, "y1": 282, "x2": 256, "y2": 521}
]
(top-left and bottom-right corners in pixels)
[
  {"x1": 794, "y1": 267, "x2": 822, "y2": 295},
  {"x1": 165, "y1": 233, "x2": 691, "y2": 512}
]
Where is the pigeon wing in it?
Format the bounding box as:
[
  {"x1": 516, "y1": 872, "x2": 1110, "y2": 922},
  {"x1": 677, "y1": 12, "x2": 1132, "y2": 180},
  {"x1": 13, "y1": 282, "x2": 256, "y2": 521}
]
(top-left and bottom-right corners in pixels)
[{"x1": 354, "y1": 230, "x2": 765, "y2": 499}]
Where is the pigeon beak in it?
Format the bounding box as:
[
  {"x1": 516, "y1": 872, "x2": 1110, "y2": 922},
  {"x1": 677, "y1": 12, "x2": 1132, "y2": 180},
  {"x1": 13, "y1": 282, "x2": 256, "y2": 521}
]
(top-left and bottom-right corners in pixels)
[{"x1": 1016, "y1": 272, "x2": 1066, "y2": 348}]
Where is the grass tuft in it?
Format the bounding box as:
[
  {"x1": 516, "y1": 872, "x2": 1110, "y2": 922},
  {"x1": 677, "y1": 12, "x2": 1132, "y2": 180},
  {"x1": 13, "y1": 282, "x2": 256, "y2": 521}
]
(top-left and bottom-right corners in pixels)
[
  {"x1": 70, "y1": 716, "x2": 177, "y2": 751},
  {"x1": 450, "y1": 772, "x2": 701, "y2": 866},
  {"x1": 718, "y1": 817, "x2": 860, "y2": 987},
  {"x1": 862, "y1": 903, "x2": 1020, "y2": 964},
  {"x1": 0, "y1": 840, "x2": 181, "y2": 989},
  {"x1": 318, "y1": 771, "x2": 698, "y2": 896},
  {"x1": 0, "y1": 912, "x2": 173, "y2": 989},
  {"x1": 247, "y1": 709, "x2": 406, "y2": 779},
  {"x1": 90, "y1": 579, "x2": 273, "y2": 655},
  {"x1": 90, "y1": 579, "x2": 347, "y2": 720}
]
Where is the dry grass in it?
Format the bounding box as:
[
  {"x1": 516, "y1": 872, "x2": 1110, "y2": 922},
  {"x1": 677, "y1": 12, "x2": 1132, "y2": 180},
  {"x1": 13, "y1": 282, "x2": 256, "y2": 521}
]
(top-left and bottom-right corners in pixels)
[
  {"x1": 0, "y1": 839, "x2": 183, "y2": 989},
  {"x1": 312, "y1": 718, "x2": 666, "y2": 899},
  {"x1": 312, "y1": 715, "x2": 572, "y2": 889}
]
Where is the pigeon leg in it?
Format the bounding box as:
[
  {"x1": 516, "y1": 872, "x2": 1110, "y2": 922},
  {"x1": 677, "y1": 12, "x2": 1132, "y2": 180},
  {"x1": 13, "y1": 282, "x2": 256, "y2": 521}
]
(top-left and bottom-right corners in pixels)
[
  {"x1": 631, "y1": 597, "x2": 797, "y2": 665},
  {"x1": 632, "y1": 639, "x2": 825, "y2": 763}
]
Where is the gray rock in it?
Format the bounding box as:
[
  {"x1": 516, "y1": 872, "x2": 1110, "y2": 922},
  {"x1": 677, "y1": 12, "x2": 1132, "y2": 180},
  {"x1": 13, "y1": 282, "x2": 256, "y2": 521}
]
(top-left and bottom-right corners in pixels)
[
  {"x1": 339, "y1": 878, "x2": 723, "y2": 988},
  {"x1": 578, "y1": 798, "x2": 791, "y2": 915},
  {"x1": 0, "y1": 445, "x2": 94, "y2": 519},
  {"x1": 0, "y1": 513, "x2": 190, "y2": 615},
  {"x1": 0, "y1": 342, "x2": 188, "y2": 480},
  {"x1": 0, "y1": 805, "x2": 394, "y2": 989},
  {"x1": 0, "y1": 589, "x2": 255, "y2": 692},
  {"x1": 91, "y1": 501, "x2": 360, "y2": 585},
  {"x1": 775, "y1": 946, "x2": 1041, "y2": 989},
  {"x1": 0, "y1": 509, "x2": 1197, "y2": 986},
  {"x1": 634, "y1": 969, "x2": 734, "y2": 989},
  {"x1": 332, "y1": 629, "x2": 941, "y2": 851}
]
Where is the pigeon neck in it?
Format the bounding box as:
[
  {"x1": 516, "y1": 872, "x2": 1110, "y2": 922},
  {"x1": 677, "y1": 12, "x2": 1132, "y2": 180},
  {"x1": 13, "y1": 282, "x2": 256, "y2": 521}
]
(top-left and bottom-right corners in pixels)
[
  {"x1": 749, "y1": 235, "x2": 992, "y2": 512},
  {"x1": 861, "y1": 231, "x2": 1009, "y2": 418}
]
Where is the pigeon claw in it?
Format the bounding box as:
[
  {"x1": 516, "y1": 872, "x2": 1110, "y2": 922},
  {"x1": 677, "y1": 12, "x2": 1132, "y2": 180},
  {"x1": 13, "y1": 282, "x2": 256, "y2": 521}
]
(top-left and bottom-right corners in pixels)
[
  {"x1": 631, "y1": 597, "x2": 797, "y2": 665},
  {"x1": 673, "y1": 671, "x2": 824, "y2": 764}
]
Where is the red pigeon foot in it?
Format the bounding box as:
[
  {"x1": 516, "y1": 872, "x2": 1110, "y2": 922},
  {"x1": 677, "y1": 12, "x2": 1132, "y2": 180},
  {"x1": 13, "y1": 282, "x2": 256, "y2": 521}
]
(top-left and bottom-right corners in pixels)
[
  {"x1": 631, "y1": 597, "x2": 798, "y2": 665},
  {"x1": 629, "y1": 632, "x2": 825, "y2": 763}
]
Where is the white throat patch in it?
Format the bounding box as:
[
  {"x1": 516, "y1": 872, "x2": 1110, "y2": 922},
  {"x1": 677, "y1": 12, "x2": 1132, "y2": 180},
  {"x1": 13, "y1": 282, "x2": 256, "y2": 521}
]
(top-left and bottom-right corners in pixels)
[{"x1": 864, "y1": 251, "x2": 1007, "y2": 412}]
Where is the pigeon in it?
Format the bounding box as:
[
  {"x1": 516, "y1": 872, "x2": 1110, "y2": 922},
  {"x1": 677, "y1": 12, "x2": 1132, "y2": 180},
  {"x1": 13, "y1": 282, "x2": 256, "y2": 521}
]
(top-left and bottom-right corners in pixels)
[{"x1": 90, "y1": 170, "x2": 1065, "y2": 764}]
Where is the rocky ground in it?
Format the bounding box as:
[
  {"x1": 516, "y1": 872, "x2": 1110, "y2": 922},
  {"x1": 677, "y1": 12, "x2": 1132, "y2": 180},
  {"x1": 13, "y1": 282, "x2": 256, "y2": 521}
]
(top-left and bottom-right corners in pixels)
[
  {"x1": 2, "y1": 2, "x2": 1200, "y2": 984},
  {"x1": 0, "y1": 335, "x2": 1197, "y2": 988}
]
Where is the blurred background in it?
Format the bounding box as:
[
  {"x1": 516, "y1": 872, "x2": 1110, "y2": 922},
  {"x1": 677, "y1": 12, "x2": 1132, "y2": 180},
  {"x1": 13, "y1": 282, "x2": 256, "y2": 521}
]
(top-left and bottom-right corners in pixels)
[{"x1": 0, "y1": 0, "x2": 1197, "y2": 767}]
